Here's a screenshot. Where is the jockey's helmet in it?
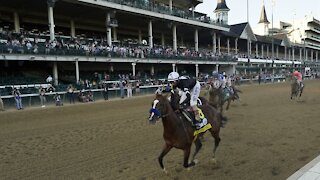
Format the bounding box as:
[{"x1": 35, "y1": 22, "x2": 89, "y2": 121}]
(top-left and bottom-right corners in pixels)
[
  {"x1": 179, "y1": 76, "x2": 188, "y2": 80},
  {"x1": 168, "y1": 72, "x2": 179, "y2": 82}
]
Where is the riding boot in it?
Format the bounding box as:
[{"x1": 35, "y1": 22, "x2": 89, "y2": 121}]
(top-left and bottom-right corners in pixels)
[{"x1": 192, "y1": 109, "x2": 201, "y2": 129}]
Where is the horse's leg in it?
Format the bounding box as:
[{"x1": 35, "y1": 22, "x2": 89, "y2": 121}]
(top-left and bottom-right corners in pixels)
[
  {"x1": 158, "y1": 143, "x2": 172, "y2": 172},
  {"x1": 190, "y1": 138, "x2": 202, "y2": 164},
  {"x1": 210, "y1": 130, "x2": 221, "y2": 163},
  {"x1": 300, "y1": 87, "x2": 304, "y2": 97},
  {"x1": 183, "y1": 146, "x2": 195, "y2": 168},
  {"x1": 225, "y1": 99, "x2": 231, "y2": 111}
]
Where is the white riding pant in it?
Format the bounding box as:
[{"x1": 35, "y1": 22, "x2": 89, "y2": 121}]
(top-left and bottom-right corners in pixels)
[{"x1": 179, "y1": 81, "x2": 201, "y2": 107}]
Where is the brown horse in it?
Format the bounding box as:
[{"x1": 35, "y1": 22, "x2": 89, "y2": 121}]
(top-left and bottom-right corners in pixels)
[
  {"x1": 207, "y1": 83, "x2": 241, "y2": 113},
  {"x1": 148, "y1": 92, "x2": 223, "y2": 172},
  {"x1": 291, "y1": 79, "x2": 304, "y2": 99}
]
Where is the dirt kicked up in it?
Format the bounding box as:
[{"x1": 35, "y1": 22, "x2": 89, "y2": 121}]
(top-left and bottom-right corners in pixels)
[{"x1": 0, "y1": 80, "x2": 319, "y2": 180}]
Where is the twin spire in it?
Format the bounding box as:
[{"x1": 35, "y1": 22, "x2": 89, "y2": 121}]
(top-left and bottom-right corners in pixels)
[
  {"x1": 214, "y1": 0, "x2": 270, "y2": 25},
  {"x1": 258, "y1": 0, "x2": 270, "y2": 24},
  {"x1": 214, "y1": 0, "x2": 230, "y2": 12}
]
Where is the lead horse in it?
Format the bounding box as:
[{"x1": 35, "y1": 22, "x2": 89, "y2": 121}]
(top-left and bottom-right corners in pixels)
[
  {"x1": 291, "y1": 78, "x2": 304, "y2": 99},
  {"x1": 148, "y1": 91, "x2": 223, "y2": 172}
]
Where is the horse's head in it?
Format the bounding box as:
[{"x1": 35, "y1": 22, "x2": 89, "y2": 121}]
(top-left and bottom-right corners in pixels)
[{"x1": 148, "y1": 93, "x2": 170, "y2": 125}]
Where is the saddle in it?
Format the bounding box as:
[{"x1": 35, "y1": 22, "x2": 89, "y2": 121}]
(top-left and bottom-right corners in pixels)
[{"x1": 179, "y1": 106, "x2": 208, "y2": 130}]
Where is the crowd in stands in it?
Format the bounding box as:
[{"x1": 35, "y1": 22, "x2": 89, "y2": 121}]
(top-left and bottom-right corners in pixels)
[{"x1": 0, "y1": 29, "x2": 237, "y2": 62}]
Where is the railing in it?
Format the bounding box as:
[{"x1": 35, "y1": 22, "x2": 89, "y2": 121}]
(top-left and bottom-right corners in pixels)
[
  {"x1": 1, "y1": 84, "x2": 163, "y2": 109},
  {"x1": 0, "y1": 77, "x2": 295, "y2": 110},
  {"x1": 101, "y1": 0, "x2": 229, "y2": 28}
]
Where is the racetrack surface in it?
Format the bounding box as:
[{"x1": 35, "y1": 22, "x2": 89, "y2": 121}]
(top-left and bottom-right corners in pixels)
[{"x1": 0, "y1": 80, "x2": 319, "y2": 180}]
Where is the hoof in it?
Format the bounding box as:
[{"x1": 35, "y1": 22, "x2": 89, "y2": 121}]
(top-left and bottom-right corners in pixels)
[
  {"x1": 193, "y1": 159, "x2": 199, "y2": 164},
  {"x1": 163, "y1": 168, "x2": 168, "y2": 174},
  {"x1": 210, "y1": 158, "x2": 217, "y2": 165}
]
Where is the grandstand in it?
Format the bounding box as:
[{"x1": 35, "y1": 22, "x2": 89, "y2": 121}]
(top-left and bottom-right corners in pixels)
[{"x1": 0, "y1": 0, "x2": 319, "y2": 98}]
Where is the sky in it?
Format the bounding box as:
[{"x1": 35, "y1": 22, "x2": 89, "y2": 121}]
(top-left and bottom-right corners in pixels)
[{"x1": 195, "y1": 0, "x2": 320, "y2": 27}]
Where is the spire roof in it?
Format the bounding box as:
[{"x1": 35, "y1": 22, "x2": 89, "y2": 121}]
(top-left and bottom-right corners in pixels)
[
  {"x1": 258, "y1": 4, "x2": 270, "y2": 24},
  {"x1": 214, "y1": 0, "x2": 230, "y2": 12}
]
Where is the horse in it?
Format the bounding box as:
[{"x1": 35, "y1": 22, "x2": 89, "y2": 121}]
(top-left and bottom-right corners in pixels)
[
  {"x1": 207, "y1": 82, "x2": 241, "y2": 113},
  {"x1": 148, "y1": 91, "x2": 223, "y2": 172},
  {"x1": 291, "y1": 78, "x2": 304, "y2": 99}
]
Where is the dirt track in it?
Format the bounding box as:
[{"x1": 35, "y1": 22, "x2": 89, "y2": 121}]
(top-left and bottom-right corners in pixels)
[{"x1": 0, "y1": 80, "x2": 319, "y2": 180}]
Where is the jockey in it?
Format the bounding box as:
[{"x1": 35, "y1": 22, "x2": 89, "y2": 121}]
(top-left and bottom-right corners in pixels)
[
  {"x1": 292, "y1": 70, "x2": 303, "y2": 87},
  {"x1": 167, "y1": 72, "x2": 205, "y2": 129}
]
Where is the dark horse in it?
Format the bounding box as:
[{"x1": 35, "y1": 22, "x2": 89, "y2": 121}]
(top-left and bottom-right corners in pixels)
[
  {"x1": 207, "y1": 83, "x2": 241, "y2": 113},
  {"x1": 148, "y1": 92, "x2": 223, "y2": 172},
  {"x1": 291, "y1": 78, "x2": 304, "y2": 99}
]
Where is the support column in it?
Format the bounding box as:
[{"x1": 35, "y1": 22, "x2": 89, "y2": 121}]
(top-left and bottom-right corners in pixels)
[
  {"x1": 232, "y1": 65, "x2": 236, "y2": 75},
  {"x1": 161, "y1": 33, "x2": 165, "y2": 47},
  {"x1": 288, "y1": 48, "x2": 291, "y2": 61},
  {"x1": 261, "y1": 44, "x2": 264, "y2": 58},
  {"x1": 151, "y1": 65, "x2": 154, "y2": 75},
  {"x1": 213, "y1": 32, "x2": 217, "y2": 54},
  {"x1": 316, "y1": 51, "x2": 319, "y2": 62},
  {"x1": 195, "y1": 64, "x2": 199, "y2": 78},
  {"x1": 256, "y1": 43, "x2": 258, "y2": 57},
  {"x1": 172, "y1": 63, "x2": 176, "y2": 72},
  {"x1": 172, "y1": 25, "x2": 177, "y2": 52},
  {"x1": 227, "y1": 38, "x2": 230, "y2": 55},
  {"x1": 53, "y1": 62, "x2": 58, "y2": 86},
  {"x1": 148, "y1": 20, "x2": 153, "y2": 49},
  {"x1": 249, "y1": 41, "x2": 252, "y2": 56},
  {"x1": 70, "y1": 20, "x2": 75, "y2": 38},
  {"x1": 169, "y1": 0, "x2": 173, "y2": 13},
  {"x1": 235, "y1": 38, "x2": 238, "y2": 54},
  {"x1": 113, "y1": 27, "x2": 117, "y2": 41},
  {"x1": 138, "y1": 30, "x2": 142, "y2": 44},
  {"x1": 300, "y1": 48, "x2": 302, "y2": 61},
  {"x1": 218, "y1": 36, "x2": 221, "y2": 55},
  {"x1": 311, "y1": 50, "x2": 314, "y2": 61},
  {"x1": 285, "y1": 46, "x2": 287, "y2": 60},
  {"x1": 106, "y1": 12, "x2": 112, "y2": 47},
  {"x1": 47, "y1": 0, "x2": 56, "y2": 41},
  {"x1": 267, "y1": 45, "x2": 269, "y2": 58},
  {"x1": 194, "y1": 29, "x2": 199, "y2": 52},
  {"x1": 306, "y1": 49, "x2": 308, "y2": 61},
  {"x1": 276, "y1": 46, "x2": 279, "y2": 58},
  {"x1": 292, "y1": 47, "x2": 295, "y2": 61},
  {"x1": 215, "y1": 64, "x2": 219, "y2": 72},
  {"x1": 75, "y1": 60, "x2": 79, "y2": 84},
  {"x1": 132, "y1": 62, "x2": 136, "y2": 77},
  {"x1": 14, "y1": 12, "x2": 20, "y2": 33}
]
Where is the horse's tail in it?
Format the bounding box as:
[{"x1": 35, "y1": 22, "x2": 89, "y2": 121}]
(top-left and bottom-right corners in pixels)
[
  {"x1": 235, "y1": 89, "x2": 242, "y2": 93},
  {"x1": 232, "y1": 86, "x2": 242, "y2": 93}
]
